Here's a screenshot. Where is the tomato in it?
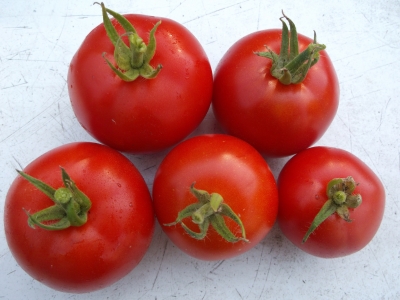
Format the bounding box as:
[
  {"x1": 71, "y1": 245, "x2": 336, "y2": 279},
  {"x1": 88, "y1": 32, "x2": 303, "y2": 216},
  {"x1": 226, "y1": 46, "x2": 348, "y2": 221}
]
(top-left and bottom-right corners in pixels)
[
  {"x1": 4, "y1": 142, "x2": 155, "y2": 293},
  {"x1": 152, "y1": 134, "x2": 279, "y2": 261},
  {"x1": 277, "y1": 146, "x2": 385, "y2": 258},
  {"x1": 67, "y1": 3, "x2": 213, "y2": 154},
  {"x1": 212, "y1": 13, "x2": 339, "y2": 157}
]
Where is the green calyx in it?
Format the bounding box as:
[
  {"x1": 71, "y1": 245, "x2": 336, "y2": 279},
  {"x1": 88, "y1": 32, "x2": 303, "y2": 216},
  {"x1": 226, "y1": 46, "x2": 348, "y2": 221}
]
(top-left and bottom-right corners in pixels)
[
  {"x1": 95, "y1": 2, "x2": 162, "y2": 81},
  {"x1": 164, "y1": 183, "x2": 249, "y2": 243},
  {"x1": 302, "y1": 176, "x2": 362, "y2": 243},
  {"x1": 255, "y1": 11, "x2": 326, "y2": 85},
  {"x1": 18, "y1": 167, "x2": 92, "y2": 231}
]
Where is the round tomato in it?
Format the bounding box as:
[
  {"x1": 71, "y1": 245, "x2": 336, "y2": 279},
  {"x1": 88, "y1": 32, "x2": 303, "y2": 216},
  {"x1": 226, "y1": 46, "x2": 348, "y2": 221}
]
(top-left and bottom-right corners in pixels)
[
  {"x1": 278, "y1": 146, "x2": 385, "y2": 258},
  {"x1": 152, "y1": 134, "x2": 279, "y2": 261},
  {"x1": 4, "y1": 142, "x2": 154, "y2": 293},
  {"x1": 67, "y1": 3, "x2": 213, "y2": 154},
  {"x1": 212, "y1": 13, "x2": 339, "y2": 157}
]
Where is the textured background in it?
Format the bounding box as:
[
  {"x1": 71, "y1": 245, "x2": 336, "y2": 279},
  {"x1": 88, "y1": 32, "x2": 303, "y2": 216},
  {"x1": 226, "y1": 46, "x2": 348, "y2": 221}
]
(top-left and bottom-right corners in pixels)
[{"x1": 1, "y1": 0, "x2": 399, "y2": 299}]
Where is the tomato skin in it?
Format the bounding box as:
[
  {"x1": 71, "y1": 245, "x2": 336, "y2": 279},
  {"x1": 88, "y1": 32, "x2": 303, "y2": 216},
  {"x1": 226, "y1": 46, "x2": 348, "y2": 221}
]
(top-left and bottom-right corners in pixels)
[
  {"x1": 212, "y1": 29, "x2": 339, "y2": 157},
  {"x1": 68, "y1": 14, "x2": 213, "y2": 153},
  {"x1": 4, "y1": 142, "x2": 155, "y2": 293},
  {"x1": 278, "y1": 146, "x2": 385, "y2": 258},
  {"x1": 152, "y1": 134, "x2": 279, "y2": 261}
]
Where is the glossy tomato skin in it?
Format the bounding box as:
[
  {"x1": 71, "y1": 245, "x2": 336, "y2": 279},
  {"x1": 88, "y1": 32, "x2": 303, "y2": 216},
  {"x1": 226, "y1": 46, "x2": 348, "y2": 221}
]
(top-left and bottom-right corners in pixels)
[
  {"x1": 212, "y1": 29, "x2": 339, "y2": 157},
  {"x1": 4, "y1": 142, "x2": 155, "y2": 293},
  {"x1": 278, "y1": 146, "x2": 385, "y2": 258},
  {"x1": 152, "y1": 134, "x2": 279, "y2": 261},
  {"x1": 68, "y1": 14, "x2": 213, "y2": 154}
]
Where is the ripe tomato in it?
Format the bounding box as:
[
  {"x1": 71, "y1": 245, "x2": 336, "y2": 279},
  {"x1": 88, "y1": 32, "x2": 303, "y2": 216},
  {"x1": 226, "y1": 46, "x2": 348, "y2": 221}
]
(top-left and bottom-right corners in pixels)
[
  {"x1": 4, "y1": 142, "x2": 155, "y2": 293},
  {"x1": 278, "y1": 146, "x2": 385, "y2": 258},
  {"x1": 67, "y1": 4, "x2": 213, "y2": 154},
  {"x1": 212, "y1": 13, "x2": 339, "y2": 157},
  {"x1": 152, "y1": 134, "x2": 279, "y2": 261}
]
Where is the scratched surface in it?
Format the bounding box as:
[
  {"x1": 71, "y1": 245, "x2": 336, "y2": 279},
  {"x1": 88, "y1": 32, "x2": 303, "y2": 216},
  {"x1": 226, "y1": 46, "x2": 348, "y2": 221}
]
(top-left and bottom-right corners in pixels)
[{"x1": 1, "y1": 0, "x2": 399, "y2": 299}]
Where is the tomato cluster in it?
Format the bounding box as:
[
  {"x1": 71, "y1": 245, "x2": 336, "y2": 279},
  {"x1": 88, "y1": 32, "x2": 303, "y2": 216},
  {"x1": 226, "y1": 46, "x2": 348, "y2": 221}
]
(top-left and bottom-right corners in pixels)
[{"x1": 4, "y1": 3, "x2": 385, "y2": 294}]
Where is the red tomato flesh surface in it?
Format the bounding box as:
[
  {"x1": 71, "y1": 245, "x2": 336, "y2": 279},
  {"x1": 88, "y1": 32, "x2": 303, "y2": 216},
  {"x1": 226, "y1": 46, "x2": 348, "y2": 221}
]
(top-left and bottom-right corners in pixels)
[
  {"x1": 68, "y1": 14, "x2": 213, "y2": 154},
  {"x1": 4, "y1": 142, "x2": 155, "y2": 293},
  {"x1": 212, "y1": 29, "x2": 339, "y2": 157},
  {"x1": 152, "y1": 134, "x2": 279, "y2": 261},
  {"x1": 278, "y1": 146, "x2": 385, "y2": 258}
]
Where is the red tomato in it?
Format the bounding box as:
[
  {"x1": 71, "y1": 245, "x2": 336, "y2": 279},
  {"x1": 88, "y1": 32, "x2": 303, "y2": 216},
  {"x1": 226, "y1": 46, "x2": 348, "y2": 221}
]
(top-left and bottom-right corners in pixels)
[
  {"x1": 212, "y1": 15, "x2": 339, "y2": 157},
  {"x1": 152, "y1": 134, "x2": 279, "y2": 261},
  {"x1": 4, "y1": 142, "x2": 154, "y2": 293},
  {"x1": 67, "y1": 5, "x2": 213, "y2": 153},
  {"x1": 278, "y1": 146, "x2": 385, "y2": 258}
]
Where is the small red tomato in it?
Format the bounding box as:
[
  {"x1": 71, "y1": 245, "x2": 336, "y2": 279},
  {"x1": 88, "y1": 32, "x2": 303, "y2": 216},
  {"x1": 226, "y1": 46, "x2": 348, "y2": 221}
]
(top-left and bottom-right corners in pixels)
[
  {"x1": 4, "y1": 142, "x2": 154, "y2": 293},
  {"x1": 278, "y1": 146, "x2": 385, "y2": 258},
  {"x1": 212, "y1": 12, "x2": 339, "y2": 157},
  {"x1": 152, "y1": 134, "x2": 279, "y2": 261},
  {"x1": 68, "y1": 3, "x2": 213, "y2": 154}
]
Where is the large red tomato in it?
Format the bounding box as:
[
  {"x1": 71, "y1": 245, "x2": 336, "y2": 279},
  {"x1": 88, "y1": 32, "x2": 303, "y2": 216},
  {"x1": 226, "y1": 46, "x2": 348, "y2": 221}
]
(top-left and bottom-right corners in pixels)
[
  {"x1": 152, "y1": 134, "x2": 279, "y2": 261},
  {"x1": 67, "y1": 3, "x2": 213, "y2": 154},
  {"x1": 278, "y1": 146, "x2": 385, "y2": 258},
  {"x1": 4, "y1": 142, "x2": 154, "y2": 293},
  {"x1": 212, "y1": 13, "x2": 339, "y2": 157}
]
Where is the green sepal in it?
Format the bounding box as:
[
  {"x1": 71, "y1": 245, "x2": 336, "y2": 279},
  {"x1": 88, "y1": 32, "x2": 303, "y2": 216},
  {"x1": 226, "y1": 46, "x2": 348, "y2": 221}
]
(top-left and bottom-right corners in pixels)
[
  {"x1": 219, "y1": 203, "x2": 248, "y2": 241},
  {"x1": 164, "y1": 202, "x2": 203, "y2": 227},
  {"x1": 190, "y1": 182, "x2": 211, "y2": 204},
  {"x1": 95, "y1": 2, "x2": 162, "y2": 81},
  {"x1": 302, "y1": 199, "x2": 337, "y2": 243},
  {"x1": 18, "y1": 167, "x2": 92, "y2": 231},
  {"x1": 164, "y1": 183, "x2": 248, "y2": 243},
  {"x1": 302, "y1": 176, "x2": 362, "y2": 243},
  {"x1": 62, "y1": 168, "x2": 91, "y2": 215},
  {"x1": 23, "y1": 206, "x2": 70, "y2": 230},
  {"x1": 326, "y1": 178, "x2": 344, "y2": 198},
  {"x1": 17, "y1": 170, "x2": 56, "y2": 201},
  {"x1": 181, "y1": 219, "x2": 210, "y2": 240},
  {"x1": 255, "y1": 11, "x2": 326, "y2": 85},
  {"x1": 97, "y1": 3, "x2": 137, "y2": 45},
  {"x1": 210, "y1": 214, "x2": 249, "y2": 243},
  {"x1": 346, "y1": 194, "x2": 362, "y2": 209}
]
